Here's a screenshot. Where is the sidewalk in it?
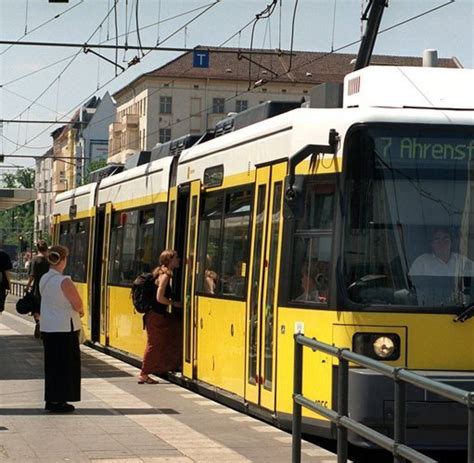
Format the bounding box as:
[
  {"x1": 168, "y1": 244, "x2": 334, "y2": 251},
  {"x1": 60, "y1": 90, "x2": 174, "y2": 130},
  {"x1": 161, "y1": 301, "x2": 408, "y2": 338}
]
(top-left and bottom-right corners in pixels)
[{"x1": 0, "y1": 297, "x2": 340, "y2": 462}]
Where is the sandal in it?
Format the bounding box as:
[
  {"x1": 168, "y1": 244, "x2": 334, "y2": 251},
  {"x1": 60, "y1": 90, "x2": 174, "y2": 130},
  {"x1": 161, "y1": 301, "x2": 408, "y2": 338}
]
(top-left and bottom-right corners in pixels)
[{"x1": 138, "y1": 376, "x2": 159, "y2": 384}]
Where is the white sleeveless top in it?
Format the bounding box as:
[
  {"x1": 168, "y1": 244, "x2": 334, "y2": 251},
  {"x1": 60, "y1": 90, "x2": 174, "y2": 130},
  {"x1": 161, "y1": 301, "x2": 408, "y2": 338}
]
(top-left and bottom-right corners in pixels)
[{"x1": 39, "y1": 269, "x2": 81, "y2": 332}]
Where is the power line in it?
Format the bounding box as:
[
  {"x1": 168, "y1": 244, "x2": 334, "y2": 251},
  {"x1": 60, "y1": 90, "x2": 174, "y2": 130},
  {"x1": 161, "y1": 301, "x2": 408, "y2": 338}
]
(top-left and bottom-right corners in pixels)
[
  {"x1": 0, "y1": 39, "x2": 290, "y2": 56},
  {"x1": 0, "y1": 120, "x2": 87, "y2": 125},
  {"x1": 1, "y1": 2, "x2": 228, "y2": 91},
  {"x1": 3, "y1": 1, "x2": 229, "y2": 157},
  {"x1": 7, "y1": 1, "x2": 120, "y2": 127},
  {"x1": 6, "y1": 1, "x2": 455, "y2": 162},
  {"x1": 0, "y1": 0, "x2": 85, "y2": 56}
]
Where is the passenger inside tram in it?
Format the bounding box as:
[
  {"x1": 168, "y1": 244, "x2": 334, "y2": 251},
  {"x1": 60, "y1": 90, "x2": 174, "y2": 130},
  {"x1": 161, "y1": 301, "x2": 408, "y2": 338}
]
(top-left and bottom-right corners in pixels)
[
  {"x1": 293, "y1": 259, "x2": 329, "y2": 304},
  {"x1": 203, "y1": 255, "x2": 218, "y2": 294},
  {"x1": 223, "y1": 261, "x2": 246, "y2": 297},
  {"x1": 295, "y1": 265, "x2": 320, "y2": 302}
]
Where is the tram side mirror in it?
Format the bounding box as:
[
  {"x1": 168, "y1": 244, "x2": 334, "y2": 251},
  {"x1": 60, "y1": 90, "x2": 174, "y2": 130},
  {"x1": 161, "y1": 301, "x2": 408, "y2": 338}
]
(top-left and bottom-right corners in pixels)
[{"x1": 284, "y1": 175, "x2": 305, "y2": 219}]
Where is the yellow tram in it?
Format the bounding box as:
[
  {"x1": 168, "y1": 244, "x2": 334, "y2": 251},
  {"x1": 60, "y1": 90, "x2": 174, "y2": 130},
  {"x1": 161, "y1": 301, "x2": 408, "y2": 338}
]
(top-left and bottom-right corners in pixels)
[{"x1": 54, "y1": 65, "x2": 474, "y2": 450}]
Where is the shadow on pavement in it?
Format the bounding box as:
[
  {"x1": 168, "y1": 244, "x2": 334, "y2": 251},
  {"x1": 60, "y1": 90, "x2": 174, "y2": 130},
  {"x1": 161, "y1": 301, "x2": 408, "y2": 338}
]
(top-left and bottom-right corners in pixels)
[
  {"x1": 0, "y1": 407, "x2": 179, "y2": 415},
  {"x1": 0, "y1": 335, "x2": 133, "y2": 380}
]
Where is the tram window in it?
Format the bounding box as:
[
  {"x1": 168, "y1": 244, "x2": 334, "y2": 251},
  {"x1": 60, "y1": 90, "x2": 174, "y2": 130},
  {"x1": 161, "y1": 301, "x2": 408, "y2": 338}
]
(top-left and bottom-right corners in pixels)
[
  {"x1": 197, "y1": 187, "x2": 252, "y2": 298},
  {"x1": 198, "y1": 218, "x2": 221, "y2": 294},
  {"x1": 221, "y1": 215, "x2": 250, "y2": 297},
  {"x1": 202, "y1": 194, "x2": 223, "y2": 217},
  {"x1": 343, "y1": 126, "x2": 474, "y2": 311},
  {"x1": 121, "y1": 210, "x2": 139, "y2": 283},
  {"x1": 108, "y1": 208, "x2": 156, "y2": 286},
  {"x1": 71, "y1": 221, "x2": 88, "y2": 282},
  {"x1": 288, "y1": 181, "x2": 335, "y2": 305},
  {"x1": 59, "y1": 219, "x2": 89, "y2": 283},
  {"x1": 109, "y1": 215, "x2": 124, "y2": 284}
]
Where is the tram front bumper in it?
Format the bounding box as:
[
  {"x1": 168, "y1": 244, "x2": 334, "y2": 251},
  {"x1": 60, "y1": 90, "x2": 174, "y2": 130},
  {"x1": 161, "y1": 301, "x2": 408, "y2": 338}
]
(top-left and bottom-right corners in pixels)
[{"x1": 345, "y1": 368, "x2": 474, "y2": 450}]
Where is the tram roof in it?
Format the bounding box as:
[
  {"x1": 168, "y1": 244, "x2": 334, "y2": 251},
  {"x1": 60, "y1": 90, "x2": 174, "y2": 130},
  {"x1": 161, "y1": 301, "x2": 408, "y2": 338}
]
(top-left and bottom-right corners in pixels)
[{"x1": 0, "y1": 188, "x2": 35, "y2": 212}]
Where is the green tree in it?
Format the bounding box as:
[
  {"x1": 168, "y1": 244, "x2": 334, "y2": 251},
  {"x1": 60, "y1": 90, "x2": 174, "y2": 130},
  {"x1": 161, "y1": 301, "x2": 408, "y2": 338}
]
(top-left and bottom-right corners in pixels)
[
  {"x1": 82, "y1": 159, "x2": 107, "y2": 185},
  {"x1": 0, "y1": 168, "x2": 35, "y2": 246}
]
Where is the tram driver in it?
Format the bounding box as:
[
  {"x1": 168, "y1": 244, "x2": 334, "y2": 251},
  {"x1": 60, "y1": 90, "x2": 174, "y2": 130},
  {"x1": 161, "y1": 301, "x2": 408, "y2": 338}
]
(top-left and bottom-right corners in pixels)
[{"x1": 408, "y1": 227, "x2": 474, "y2": 306}]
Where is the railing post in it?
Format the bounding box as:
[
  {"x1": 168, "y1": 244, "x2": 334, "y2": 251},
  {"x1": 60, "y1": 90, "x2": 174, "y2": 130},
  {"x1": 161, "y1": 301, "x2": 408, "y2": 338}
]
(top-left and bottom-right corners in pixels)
[
  {"x1": 394, "y1": 369, "x2": 407, "y2": 463},
  {"x1": 337, "y1": 354, "x2": 349, "y2": 463},
  {"x1": 292, "y1": 334, "x2": 303, "y2": 463},
  {"x1": 468, "y1": 393, "x2": 473, "y2": 463}
]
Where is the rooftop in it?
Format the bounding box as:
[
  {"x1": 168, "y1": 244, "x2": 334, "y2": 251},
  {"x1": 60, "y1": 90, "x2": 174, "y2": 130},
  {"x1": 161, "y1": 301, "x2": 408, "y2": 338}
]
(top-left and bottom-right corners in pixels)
[{"x1": 113, "y1": 47, "x2": 459, "y2": 98}]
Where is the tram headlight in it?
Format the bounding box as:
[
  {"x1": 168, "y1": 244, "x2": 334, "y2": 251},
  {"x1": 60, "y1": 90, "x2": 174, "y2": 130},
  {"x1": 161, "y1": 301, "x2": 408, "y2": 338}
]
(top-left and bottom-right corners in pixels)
[{"x1": 352, "y1": 333, "x2": 400, "y2": 361}]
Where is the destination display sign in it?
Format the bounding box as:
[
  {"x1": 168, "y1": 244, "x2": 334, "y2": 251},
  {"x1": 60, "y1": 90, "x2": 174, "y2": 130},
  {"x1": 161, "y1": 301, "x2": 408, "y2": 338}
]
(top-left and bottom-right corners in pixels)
[{"x1": 374, "y1": 135, "x2": 474, "y2": 166}]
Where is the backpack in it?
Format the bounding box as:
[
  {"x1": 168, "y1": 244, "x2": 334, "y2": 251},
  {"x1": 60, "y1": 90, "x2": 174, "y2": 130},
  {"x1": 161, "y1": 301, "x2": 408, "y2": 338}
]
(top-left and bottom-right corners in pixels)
[{"x1": 131, "y1": 272, "x2": 156, "y2": 314}]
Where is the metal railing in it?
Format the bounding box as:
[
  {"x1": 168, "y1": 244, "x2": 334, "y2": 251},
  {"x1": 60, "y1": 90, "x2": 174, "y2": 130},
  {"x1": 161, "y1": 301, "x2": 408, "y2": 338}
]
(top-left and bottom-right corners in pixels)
[
  {"x1": 292, "y1": 334, "x2": 473, "y2": 463},
  {"x1": 8, "y1": 279, "x2": 28, "y2": 297}
]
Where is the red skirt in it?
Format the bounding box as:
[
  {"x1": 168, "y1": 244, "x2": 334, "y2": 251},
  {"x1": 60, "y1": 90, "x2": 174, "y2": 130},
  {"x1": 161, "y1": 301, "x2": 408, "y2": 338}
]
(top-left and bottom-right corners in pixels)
[{"x1": 141, "y1": 311, "x2": 182, "y2": 375}]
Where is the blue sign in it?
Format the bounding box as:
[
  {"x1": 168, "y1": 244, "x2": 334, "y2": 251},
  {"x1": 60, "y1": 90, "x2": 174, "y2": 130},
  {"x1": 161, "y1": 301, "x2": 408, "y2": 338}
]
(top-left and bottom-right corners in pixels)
[{"x1": 193, "y1": 50, "x2": 209, "y2": 68}]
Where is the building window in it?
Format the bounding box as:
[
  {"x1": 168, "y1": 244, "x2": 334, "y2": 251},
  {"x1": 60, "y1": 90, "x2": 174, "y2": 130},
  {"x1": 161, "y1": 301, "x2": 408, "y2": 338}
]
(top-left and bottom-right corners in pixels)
[
  {"x1": 159, "y1": 128, "x2": 171, "y2": 143},
  {"x1": 212, "y1": 98, "x2": 225, "y2": 114},
  {"x1": 142, "y1": 128, "x2": 146, "y2": 149},
  {"x1": 160, "y1": 96, "x2": 172, "y2": 114},
  {"x1": 235, "y1": 100, "x2": 248, "y2": 113}
]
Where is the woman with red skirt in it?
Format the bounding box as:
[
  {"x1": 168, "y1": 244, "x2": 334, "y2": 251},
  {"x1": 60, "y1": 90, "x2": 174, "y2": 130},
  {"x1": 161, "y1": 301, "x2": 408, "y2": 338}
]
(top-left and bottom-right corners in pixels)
[{"x1": 138, "y1": 249, "x2": 182, "y2": 384}]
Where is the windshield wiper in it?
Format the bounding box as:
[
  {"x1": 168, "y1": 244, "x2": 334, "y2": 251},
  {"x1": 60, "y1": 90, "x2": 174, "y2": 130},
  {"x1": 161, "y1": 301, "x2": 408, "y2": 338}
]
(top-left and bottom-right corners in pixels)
[{"x1": 453, "y1": 304, "x2": 474, "y2": 323}]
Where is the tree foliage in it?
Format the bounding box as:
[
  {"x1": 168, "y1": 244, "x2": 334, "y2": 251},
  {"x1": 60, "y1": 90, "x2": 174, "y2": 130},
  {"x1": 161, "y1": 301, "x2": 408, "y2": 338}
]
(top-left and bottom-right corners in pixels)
[
  {"x1": 82, "y1": 159, "x2": 107, "y2": 185},
  {"x1": 0, "y1": 168, "x2": 35, "y2": 247}
]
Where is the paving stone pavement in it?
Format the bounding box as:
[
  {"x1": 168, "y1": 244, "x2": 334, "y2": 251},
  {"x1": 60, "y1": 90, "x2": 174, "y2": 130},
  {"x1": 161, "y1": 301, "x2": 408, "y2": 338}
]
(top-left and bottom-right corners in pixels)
[{"x1": 0, "y1": 297, "x2": 342, "y2": 463}]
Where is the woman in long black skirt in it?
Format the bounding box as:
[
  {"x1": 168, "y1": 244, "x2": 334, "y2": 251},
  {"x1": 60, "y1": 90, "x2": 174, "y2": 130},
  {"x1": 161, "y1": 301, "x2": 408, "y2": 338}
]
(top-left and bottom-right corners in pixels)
[{"x1": 39, "y1": 245, "x2": 84, "y2": 413}]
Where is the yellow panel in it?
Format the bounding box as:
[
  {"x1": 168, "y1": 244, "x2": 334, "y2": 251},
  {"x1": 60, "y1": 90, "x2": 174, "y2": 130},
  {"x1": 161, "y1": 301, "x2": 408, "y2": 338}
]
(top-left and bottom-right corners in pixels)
[
  {"x1": 276, "y1": 307, "x2": 335, "y2": 421},
  {"x1": 108, "y1": 286, "x2": 147, "y2": 357},
  {"x1": 334, "y1": 311, "x2": 474, "y2": 370},
  {"x1": 112, "y1": 192, "x2": 168, "y2": 211},
  {"x1": 59, "y1": 208, "x2": 94, "y2": 222},
  {"x1": 204, "y1": 171, "x2": 254, "y2": 192},
  {"x1": 295, "y1": 158, "x2": 342, "y2": 175},
  {"x1": 197, "y1": 296, "x2": 246, "y2": 396},
  {"x1": 75, "y1": 282, "x2": 91, "y2": 339},
  {"x1": 276, "y1": 307, "x2": 474, "y2": 423}
]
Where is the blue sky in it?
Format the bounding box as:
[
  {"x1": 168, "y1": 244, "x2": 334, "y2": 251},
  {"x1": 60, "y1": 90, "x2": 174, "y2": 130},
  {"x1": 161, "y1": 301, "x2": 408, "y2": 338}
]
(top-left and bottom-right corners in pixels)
[{"x1": 1, "y1": 0, "x2": 473, "y2": 169}]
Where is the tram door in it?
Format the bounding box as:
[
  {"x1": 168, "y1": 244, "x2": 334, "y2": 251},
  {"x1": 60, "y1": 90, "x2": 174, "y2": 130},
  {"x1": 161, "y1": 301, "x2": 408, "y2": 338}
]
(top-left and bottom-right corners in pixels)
[
  {"x1": 89, "y1": 205, "x2": 105, "y2": 343},
  {"x1": 99, "y1": 202, "x2": 113, "y2": 346},
  {"x1": 245, "y1": 162, "x2": 286, "y2": 411},
  {"x1": 181, "y1": 181, "x2": 200, "y2": 379}
]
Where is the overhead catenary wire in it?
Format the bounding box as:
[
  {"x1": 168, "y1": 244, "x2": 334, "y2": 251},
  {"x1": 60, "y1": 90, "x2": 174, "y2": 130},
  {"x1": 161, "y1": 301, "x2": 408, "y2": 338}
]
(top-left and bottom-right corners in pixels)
[
  {"x1": 248, "y1": 1, "x2": 278, "y2": 89},
  {"x1": 114, "y1": 0, "x2": 119, "y2": 76},
  {"x1": 0, "y1": 0, "x2": 85, "y2": 57},
  {"x1": 136, "y1": 0, "x2": 145, "y2": 58},
  {"x1": 156, "y1": 0, "x2": 162, "y2": 44},
  {"x1": 4, "y1": 1, "x2": 224, "y2": 158},
  {"x1": 113, "y1": 0, "x2": 457, "y2": 153},
  {"x1": 288, "y1": 0, "x2": 299, "y2": 72},
  {"x1": 4, "y1": 0, "x2": 456, "y2": 162},
  {"x1": 2, "y1": 2, "x2": 229, "y2": 91},
  {"x1": 8, "y1": 1, "x2": 122, "y2": 126},
  {"x1": 24, "y1": 0, "x2": 29, "y2": 35},
  {"x1": 331, "y1": 0, "x2": 338, "y2": 52}
]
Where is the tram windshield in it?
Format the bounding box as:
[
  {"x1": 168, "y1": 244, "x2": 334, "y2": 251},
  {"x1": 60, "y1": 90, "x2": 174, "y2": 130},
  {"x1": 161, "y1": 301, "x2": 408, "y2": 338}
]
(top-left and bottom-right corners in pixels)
[{"x1": 343, "y1": 125, "x2": 474, "y2": 312}]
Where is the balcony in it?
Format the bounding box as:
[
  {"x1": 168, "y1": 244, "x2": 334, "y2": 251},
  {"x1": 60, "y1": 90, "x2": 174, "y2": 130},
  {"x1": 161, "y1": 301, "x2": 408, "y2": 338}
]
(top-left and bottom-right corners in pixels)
[{"x1": 121, "y1": 113, "x2": 139, "y2": 127}]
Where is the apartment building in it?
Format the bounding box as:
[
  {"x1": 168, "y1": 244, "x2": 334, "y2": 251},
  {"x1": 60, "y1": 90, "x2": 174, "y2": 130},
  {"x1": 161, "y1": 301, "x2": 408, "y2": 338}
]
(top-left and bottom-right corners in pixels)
[
  {"x1": 35, "y1": 94, "x2": 115, "y2": 239},
  {"x1": 108, "y1": 48, "x2": 459, "y2": 163}
]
